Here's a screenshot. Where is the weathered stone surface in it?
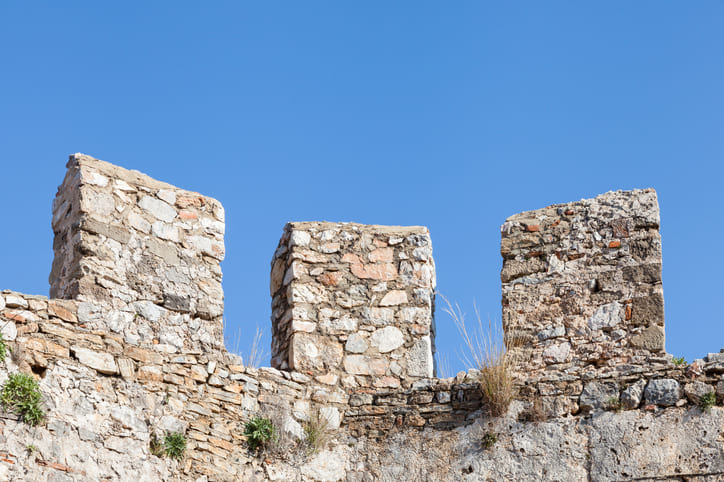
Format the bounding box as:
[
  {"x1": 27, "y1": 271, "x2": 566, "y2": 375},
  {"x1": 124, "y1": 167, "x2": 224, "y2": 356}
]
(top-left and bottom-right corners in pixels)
[
  {"x1": 645, "y1": 379, "x2": 681, "y2": 406},
  {"x1": 290, "y1": 333, "x2": 343, "y2": 373},
  {"x1": 344, "y1": 355, "x2": 388, "y2": 375},
  {"x1": 588, "y1": 302, "x2": 624, "y2": 331},
  {"x1": 370, "y1": 326, "x2": 404, "y2": 353},
  {"x1": 345, "y1": 333, "x2": 368, "y2": 353},
  {"x1": 3, "y1": 158, "x2": 722, "y2": 482},
  {"x1": 590, "y1": 409, "x2": 724, "y2": 481},
  {"x1": 406, "y1": 336, "x2": 433, "y2": 378},
  {"x1": 501, "y1": 189, "x2": 665, "y2": 381},
  {"x1": 621, "y1": 379, "x2": 646, "y2": 409},
  {"x1": 71, "y1": 346, "x2": 118, "y2": 374},
  {"x1": 379, "y1": 290, "x2": 408, "y2": 306},
  {"x1": 580, "y1": 381, "x2": 619, "y2": 412},
  {"x1": 684, "y1": 380, "x2": 714, "y2": 405},
  {"x1": 630, "y1": 324, "x2": 665, "y2": 352},
  {"x1": 271, "y1": 222, "x2": 434, "y2": 389}
]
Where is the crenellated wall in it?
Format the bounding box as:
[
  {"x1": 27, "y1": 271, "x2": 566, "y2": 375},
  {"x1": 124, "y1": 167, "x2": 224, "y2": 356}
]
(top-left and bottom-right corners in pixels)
[{"x1": 0, "y1": 154, "x2": 722, "y2": 482}]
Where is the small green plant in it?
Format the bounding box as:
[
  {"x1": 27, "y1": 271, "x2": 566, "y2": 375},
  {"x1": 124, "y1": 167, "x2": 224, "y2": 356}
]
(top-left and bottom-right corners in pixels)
[
  {"x1": 699, "y1": 392, "x2": 716, "y2": 412},
  {"x1": 244, "y1": 416, "x2": 278, "y2": 451},
  {"x1": 0, "y1": 333, "x2": 9, "y2": 363},
  {"x1": 0, "y1": 372, "x2": 45, "y2": 426},
  {"x1": 673, "y1": 357, "x2": 686, "y2": 367},
  {"x1": 303, "y1": 410, "x2": 333, "y2": 454},
  {"x1": 26, "y1": 444, "x2": 37, "y2": 454},
  {"x1": 150, "y1": 432, "x2": 187, "y2": 460},
  {"x1": 605, "y1": 397, "x2": 622, "y2": 412},
  {"x1": 482, "y1": 431, "x2": 497, "y2": 450},
  {"x1": 163, "y1": 432, "x2": 186, "y2": 460}
]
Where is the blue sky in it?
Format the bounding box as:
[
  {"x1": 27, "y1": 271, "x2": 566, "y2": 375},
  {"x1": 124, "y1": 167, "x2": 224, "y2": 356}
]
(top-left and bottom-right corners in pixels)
[{"x1": 1, "y1": 3, "x2": 722, "y2": 375}]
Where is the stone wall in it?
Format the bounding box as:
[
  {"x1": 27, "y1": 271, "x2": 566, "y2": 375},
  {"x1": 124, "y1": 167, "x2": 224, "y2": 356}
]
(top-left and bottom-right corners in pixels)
[
  {"x1": 270, "y1": 222, "x2": 436, "y2": 389},
  {"x1": 500, "y1": 189, "x2": 665, "y2": 381},
  {"x1": 49, "y1": 154, "x2": 226, "y2": 352},
  {"x1": 0, "y1": 155, "x2": 722, "y2": 482}
]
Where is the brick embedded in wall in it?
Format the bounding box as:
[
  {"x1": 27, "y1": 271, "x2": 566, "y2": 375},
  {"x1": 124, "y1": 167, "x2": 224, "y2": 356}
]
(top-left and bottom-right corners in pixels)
[
  {"x1": 270, "y1": 222, "x2": 436, "y2": 389},
  {"x1": 49, "y1": 154, "x2": 226, "y2": 353},
  {"x1": 500, "y1": 189, "x2": 665, "y2": 381}
]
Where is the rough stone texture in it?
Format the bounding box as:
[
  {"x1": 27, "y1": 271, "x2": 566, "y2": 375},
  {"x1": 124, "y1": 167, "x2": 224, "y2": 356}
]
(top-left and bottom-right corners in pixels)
[
  {"x1": 0, "y1": 158, "x2": 722, "y2": 481},
  {"x1": 579, "y1": 381, "x2": 619, "y2": 412},
  {"x1": 645, "y1": 379, "x2": 681, "y2": 407},
  {"x1": 501, "y1": 189, "x2": 665, "y2": 381},
  {"x1": 50, "y1": 154, "x2": 225, "y2": 352},
  {"x1": 270, "y1": 221, "x2": 436, "y2": 388}
]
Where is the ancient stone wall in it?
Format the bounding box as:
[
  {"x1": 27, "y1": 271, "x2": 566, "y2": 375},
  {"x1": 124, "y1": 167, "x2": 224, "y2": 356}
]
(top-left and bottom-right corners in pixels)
[
  {"x1": 501, "y1": 189, "x2": 665, "y2": 381},
  {"x1": 270, "y1": 222, "x2": 436, "y2": 389},
  {"x1": 0, "y1": 155, "x2": 722, "y2": 482},
  {"x1": 49, "y1": 154, "x2": 226, "y2": 352}
]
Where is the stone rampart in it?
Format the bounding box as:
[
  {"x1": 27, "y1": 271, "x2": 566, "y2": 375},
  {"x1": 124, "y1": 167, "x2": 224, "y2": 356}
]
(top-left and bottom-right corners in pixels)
[
  {"x1": 501, "y1": 189, "x2": 665, "y2": 381},
  {"x1": 270, "y1": 222, "x2": 435, "y2": 389},
  {"x1": 50, "y1": 154, "x2": 226, "y2": 352},
  {"x1": 0, "y1": 154, "x2": 721, "y2": 482}
]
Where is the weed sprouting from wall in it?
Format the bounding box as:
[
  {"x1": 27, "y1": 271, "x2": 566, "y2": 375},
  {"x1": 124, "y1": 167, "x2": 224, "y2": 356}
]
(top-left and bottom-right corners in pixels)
[
  {"x1": 441, "y1": 294, "x2": 516, "y2": 417},
  {"x1": 244, "y1": 415, "x2": 278, "y2": 451},
  {"x1": 303, "y1": 408, "x2": 334, "y2": 455},
  {"x1": 0, "y1": 372, "x2": 45, "y2": 426}
]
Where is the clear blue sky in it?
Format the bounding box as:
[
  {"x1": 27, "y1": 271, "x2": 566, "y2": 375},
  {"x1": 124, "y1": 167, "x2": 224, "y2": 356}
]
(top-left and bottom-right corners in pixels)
[{"x1": 1, "y1": 3, "x2": 722, "y2": 375}]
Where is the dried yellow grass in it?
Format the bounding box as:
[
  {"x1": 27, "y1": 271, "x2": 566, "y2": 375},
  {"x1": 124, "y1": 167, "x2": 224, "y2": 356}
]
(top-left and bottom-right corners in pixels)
[{"x1": 441, "y1": 295, "x2": 516, "y2": 417}]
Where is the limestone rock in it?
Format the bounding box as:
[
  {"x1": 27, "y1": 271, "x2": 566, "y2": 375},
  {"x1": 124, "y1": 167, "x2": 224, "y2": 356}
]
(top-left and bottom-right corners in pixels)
[{"x1": 645, "y1": 379, "x2": 681, "y2": 406}]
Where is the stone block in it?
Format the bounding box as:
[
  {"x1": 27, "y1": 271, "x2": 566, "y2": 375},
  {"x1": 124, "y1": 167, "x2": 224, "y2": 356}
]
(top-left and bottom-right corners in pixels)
[{"x1": 645, "y1": 379, "x2": 681, "y2": 406}]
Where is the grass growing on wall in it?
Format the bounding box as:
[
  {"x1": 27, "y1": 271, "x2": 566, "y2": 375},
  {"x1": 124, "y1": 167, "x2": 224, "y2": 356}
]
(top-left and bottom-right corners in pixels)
[{"x1": 441, "y1": 295, "x2": 516, "y2": 417}]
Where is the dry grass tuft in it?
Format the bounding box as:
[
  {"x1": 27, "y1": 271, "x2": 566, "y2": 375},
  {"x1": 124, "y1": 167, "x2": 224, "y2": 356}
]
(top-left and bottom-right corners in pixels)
[
  {"x1": 225, "y1": 321, "x2": 266, "y2": 369},
  {"x1": 441, "y1": 294, "x2": 517, "y2": 417},
  {"x1": 303, "y1": 408, "x2": 334, "y2": 455}
]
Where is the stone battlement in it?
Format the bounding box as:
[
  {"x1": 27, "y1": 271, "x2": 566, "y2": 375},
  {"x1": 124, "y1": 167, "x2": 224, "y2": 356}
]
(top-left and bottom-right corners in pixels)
[{"x1": 0, "y1": 154, "x2": 721, "y2": 482}]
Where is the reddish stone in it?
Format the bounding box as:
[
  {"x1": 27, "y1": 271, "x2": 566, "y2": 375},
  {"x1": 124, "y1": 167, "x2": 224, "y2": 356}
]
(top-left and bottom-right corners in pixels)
[
  {"x1": 608, "y1": 240, "x2": 621, "y2": 248},
  {"x1": 179, "y1": 210, "x2": 198, "y2": 220},
  {"x1": 625, "y1": 305, "x2": 632, "y2": 321},
  {"x1": 350, "y1": 262, "x2": 397, "y2": 281},
  {"x1": 341, "y1": 253, "x2": 361, "y2": 264},
  {"x1": 551, "y1": 219, "x2": 561, "y2": 228},
  {"x1": 527, "y1": 251, "x2": 543, "y2": 258},
  {"x1": 373, "y1": 376, "x2": 400, "y2": 388},
  {"x1": 411, "y1": 324, "x2": 429, "y2": 335},
  {"x1": 565, "y1": 209, "x2": 574, "y2": 215},
  {"x1": 526, "y1": 225, "x2": 540, "y2": 232},
  {"x1": 318, "y1": 271, "x2": 342, "y2": 286},
  {"x1": 368, "y1": 247, "x2": 393, "y2": 263},
  {"x1": 48, "y1": 301, "x2": 78, "y2": 323}
]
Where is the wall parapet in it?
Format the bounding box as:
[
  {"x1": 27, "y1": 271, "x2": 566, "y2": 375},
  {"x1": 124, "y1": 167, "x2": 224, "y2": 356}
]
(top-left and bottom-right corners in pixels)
[{"x1": 0, "y1": 154, "x2": 722, "y2": 481}]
